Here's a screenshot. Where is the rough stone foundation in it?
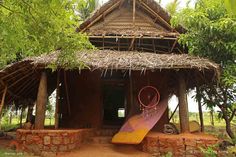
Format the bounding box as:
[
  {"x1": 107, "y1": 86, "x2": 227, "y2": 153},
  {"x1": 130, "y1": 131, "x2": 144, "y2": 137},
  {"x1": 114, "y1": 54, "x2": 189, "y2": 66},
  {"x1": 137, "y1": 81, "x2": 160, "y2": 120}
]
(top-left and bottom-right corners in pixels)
[
  {"x1": 140, "y1": 132, "x2": 219, "y2": 157},
  {"x1": 16, "y1": 129, "x2": 94, "y2": 155}
]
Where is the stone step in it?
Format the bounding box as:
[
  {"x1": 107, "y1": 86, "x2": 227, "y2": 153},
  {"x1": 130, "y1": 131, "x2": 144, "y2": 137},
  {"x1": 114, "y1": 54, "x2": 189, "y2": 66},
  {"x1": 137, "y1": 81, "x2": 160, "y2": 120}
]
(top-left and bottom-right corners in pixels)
[
  {"x1": 94, "y1": 129, "x2": 119, "y2": 136},
  {"x1": 89, "y1": 136, "x2": 113, "y2": 144}
]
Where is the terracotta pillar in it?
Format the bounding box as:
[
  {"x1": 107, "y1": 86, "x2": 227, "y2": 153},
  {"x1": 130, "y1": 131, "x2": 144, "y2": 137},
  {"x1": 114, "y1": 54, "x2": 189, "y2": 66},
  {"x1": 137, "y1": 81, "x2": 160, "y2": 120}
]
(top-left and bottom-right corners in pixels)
[
  {"x1": 178, "y1": 74, "x2": 190, "y2": 133},
  {"x1": 35, "y1": 71, "x2": 48, "y2": 129}
]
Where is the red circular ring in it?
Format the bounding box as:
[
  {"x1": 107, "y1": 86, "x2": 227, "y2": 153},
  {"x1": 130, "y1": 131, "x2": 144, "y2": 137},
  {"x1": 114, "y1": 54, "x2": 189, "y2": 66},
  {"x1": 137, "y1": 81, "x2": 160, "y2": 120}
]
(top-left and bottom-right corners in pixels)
[{"x1": 138, "y1": 86, "x2": 160, "y2": 109}]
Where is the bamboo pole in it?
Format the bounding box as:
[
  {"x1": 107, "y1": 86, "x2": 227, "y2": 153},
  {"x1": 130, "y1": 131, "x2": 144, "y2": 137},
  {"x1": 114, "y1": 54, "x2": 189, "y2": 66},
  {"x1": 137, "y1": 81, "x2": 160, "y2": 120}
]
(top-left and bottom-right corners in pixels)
[
  {"x1": 63, "y1": 71, "x2": 71, "y2": 116},
  {"x1": 178, "y1": 73, "x2": 190, "y2": 133},
  {"x1": 35, "y1": 71, "x2": 48, "y2": 129},
  {"x1": 55, "y1": 70, "x2": 60, "y2": 129}
]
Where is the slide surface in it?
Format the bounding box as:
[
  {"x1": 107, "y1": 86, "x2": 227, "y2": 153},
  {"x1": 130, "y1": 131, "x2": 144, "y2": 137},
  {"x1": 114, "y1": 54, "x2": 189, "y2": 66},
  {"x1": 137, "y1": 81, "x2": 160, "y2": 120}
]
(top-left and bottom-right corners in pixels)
[{"x1": 112, "y1": 98, "x2": 168, "y2": 144}]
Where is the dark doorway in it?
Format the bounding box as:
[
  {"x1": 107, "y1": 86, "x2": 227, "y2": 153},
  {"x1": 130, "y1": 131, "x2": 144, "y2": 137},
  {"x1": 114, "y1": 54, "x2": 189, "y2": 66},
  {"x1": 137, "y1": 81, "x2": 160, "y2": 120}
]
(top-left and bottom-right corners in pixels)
[{"x1": 102, "y1": 83, "x2": 126, "y2": 126}]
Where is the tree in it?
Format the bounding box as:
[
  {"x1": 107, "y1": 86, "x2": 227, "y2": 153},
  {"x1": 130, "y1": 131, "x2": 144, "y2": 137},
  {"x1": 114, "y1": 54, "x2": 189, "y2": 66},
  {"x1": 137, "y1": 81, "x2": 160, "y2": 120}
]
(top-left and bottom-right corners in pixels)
[
  {"x1": 76, "y1": 0, "x2": 98, "y2": 21},
  {"x1": 0, "y1": 0, "x2": 94, "y2": 69},
  {"x1": 171, "y1": 0, "x2": 236, "y2": 139},
  {"x1": 165, "y1": 0, "x2": 180, "y2": 15}
]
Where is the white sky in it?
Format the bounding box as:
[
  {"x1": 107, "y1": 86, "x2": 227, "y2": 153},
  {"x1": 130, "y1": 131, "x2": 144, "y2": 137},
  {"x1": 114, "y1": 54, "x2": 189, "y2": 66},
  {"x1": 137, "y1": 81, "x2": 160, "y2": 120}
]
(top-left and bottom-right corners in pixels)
[
  {"x1": 97, "y1": 0, "x2": 213, "y2": 113},
  {"x1": 99, "y1": 0, "x2": 196, "y2": 8}
]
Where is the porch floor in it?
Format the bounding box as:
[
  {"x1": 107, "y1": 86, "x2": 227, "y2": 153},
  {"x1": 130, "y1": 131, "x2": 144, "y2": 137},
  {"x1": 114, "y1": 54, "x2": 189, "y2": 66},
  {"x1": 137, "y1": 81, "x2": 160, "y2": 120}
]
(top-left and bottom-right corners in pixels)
[{"x1": 58, "y1": 144, "x2": 150, "y2": 157}]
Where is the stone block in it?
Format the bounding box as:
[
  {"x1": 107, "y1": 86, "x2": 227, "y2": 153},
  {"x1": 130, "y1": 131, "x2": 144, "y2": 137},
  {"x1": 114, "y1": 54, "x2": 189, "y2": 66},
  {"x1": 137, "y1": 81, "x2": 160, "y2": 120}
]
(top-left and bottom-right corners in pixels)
[
  {"x1": 50, "y1": 146, "x2": 58, "y2": 152},
  {"x1": 44, "y1": 136, "x2": 51, "y2": 145},
  {"x1": 64, "y1": 137, "x2": 70, "y2": 145},
  {"x1": 59, "y1": 145, "x2": 68, "y2": 152},
  {"x1": 185, "y1": 139, "x2": 197, "y2": 147},
  {"x1": 52, "y1": 136, "x2": 62, "y2": 145}
]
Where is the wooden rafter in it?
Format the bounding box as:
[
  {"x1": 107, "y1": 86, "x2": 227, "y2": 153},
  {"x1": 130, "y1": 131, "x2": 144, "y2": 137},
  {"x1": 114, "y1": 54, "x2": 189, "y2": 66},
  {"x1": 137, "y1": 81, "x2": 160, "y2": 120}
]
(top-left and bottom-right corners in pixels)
[
  {"x1": 137, "y1": 0, "x2": 178, "y2": 32},
  {"x1": 81, "y1": 0, "x2": 121, "y2": 32},
  {"x1": 0, "y1": 86, "x2": 8, "y2": 115}
]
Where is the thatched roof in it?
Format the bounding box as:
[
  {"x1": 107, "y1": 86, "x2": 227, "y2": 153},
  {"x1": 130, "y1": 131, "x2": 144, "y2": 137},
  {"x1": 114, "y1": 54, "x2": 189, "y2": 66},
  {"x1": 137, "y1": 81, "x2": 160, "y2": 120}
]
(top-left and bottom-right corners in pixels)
[
  {"x1": 0, "y1": 50, "x2": 219, "y2": 107},
  {"x1": 79, "y1": 0, "x2": 183, "y2": 38},
  {"x1": 31, "y1": 50, "x2": 218, "y2": 71}
]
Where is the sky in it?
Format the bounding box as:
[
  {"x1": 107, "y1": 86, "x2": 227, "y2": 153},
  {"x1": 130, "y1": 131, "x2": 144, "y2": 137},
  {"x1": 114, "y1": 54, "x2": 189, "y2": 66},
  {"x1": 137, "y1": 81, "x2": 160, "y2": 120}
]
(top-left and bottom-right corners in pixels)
[{"x1": 99, "y1": 0, "x2": 196, "y2": 9}]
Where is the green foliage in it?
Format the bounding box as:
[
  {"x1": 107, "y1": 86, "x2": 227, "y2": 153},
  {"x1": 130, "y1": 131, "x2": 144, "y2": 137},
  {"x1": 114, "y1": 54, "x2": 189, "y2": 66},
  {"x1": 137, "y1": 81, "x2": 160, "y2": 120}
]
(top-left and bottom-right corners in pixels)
[
  {"x1": 171, "y1": 0, "x2": 236, "y2": 139},
  {"x1": 224, "y1": 0, "x2": 236, "y2": 16},
  {"x1": 0, "y1": 0, "x2": 94, "y2": 69},
  {"x1": 165, "y1": 0, "x2": 180, "y2": 15},
  {"x1": 76, "y1": 0, "x2": 98, "y2": 21},
  {"x1": 200, "y1": 146, "x2": 217, "y2": 157}
]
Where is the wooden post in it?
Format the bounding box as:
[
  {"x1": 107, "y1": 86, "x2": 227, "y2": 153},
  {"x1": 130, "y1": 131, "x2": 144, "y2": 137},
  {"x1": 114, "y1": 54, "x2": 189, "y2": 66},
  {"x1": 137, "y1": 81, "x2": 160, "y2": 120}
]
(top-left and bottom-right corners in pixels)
[
  {"x1": 35, "y1": 71, "x2": 48, "y2": 129},
  {"x1": 178, "y1": 74, "x2": 190, "y2": 133},
  {"x1": 196, "y1": 87, "x2": 204, "y2": 132},
  {"x1": 63, "y1": 71, "x2": 71, "y2": 115},
  {"x1": 55, "y1": 70, "x2": 60, "y2": 129},
  {"x1": 133, "y1": 0, "x2": 136, "y2": 28},
  {"x1": 0, "y1": 86, "x2": 7, "y2": 130}
]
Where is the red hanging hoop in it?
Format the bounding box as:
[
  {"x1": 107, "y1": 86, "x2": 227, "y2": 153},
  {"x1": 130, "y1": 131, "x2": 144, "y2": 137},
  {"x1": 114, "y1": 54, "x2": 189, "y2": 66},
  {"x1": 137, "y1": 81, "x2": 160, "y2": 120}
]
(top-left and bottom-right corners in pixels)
[{"x1": 138, "y1": 86, "x2": 160, "y2": 109}]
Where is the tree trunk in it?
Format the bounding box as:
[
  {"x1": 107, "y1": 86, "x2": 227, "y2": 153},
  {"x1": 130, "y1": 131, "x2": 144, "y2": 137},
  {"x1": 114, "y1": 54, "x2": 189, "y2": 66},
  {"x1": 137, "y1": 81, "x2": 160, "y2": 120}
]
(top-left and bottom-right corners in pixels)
[
  {"x1": 26, "y1": 106, "x2": 33, "y2": 122},
  {"x1": 35, "y1": 72, "x2": 48, "y2": 129},
  {"x1": 20, "y1": 108, "x2": 23, "y2": 128},
  {"x1": 222, "y1": 107, "x2": 235, "y2": 139},
  {"x1": 210, "y1": 109, "x2": 214, "y2": 126},
  {"x1": 196, "y1": 87, "x2": 204, "y2": 132},
  {"x1": 9, "y1": 111, "x2": 12, "y2": 124},
  {"x1": 178, "y1": 74, "x2": 190, "y2": 133},
  {"x1": 225, "y1": 119, "x2": 235, "y2": 139}
]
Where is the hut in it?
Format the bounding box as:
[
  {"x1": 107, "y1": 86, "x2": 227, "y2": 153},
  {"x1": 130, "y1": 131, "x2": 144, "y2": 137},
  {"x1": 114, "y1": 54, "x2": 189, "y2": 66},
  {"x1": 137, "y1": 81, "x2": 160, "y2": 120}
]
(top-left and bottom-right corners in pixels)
[{"x1": 0, "y1": 0, "x2": 219, "y2": 155}]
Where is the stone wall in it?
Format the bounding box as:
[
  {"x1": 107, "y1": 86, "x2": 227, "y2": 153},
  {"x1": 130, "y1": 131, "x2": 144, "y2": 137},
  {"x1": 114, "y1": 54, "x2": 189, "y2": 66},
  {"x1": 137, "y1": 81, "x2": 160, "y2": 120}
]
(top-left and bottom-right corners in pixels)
[
  {"x1": 140, "y1": 132, "x2": 219, "y2": 157},
  {"x1": 16, "y1": 129, "x2": 94, "y2": 155}
]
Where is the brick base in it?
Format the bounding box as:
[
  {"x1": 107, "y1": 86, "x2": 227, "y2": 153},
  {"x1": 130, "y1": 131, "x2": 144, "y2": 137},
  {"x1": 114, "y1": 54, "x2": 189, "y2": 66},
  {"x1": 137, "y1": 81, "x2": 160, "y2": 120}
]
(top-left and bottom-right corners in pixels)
[
  {"x1": 16, "y1": 129, "x2": 94, "y2": 155},
  {"x1": 140, "y1": 132, "x2": 219, "y2": 157}
]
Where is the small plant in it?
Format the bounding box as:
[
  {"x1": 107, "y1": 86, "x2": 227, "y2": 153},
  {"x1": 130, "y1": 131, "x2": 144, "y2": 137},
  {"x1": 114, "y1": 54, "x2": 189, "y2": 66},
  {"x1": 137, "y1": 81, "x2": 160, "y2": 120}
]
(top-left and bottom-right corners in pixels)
[
  {"x1": 227, "y1": 146, "x2": 236, "y2": 156},
  {"x1": 161, "y1": 152, "x2": 172, "y2": 157},
  {"x1": 200, "y1": 146, "x2": 217, "y2": 157}
]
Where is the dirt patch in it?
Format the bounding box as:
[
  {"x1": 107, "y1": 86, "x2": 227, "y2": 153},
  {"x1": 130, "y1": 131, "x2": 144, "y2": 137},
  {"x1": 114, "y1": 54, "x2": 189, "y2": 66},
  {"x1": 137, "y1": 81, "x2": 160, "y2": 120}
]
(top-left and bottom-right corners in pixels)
[{"x1": 58, "y1": 144, "x2": 151, "y2": 157}]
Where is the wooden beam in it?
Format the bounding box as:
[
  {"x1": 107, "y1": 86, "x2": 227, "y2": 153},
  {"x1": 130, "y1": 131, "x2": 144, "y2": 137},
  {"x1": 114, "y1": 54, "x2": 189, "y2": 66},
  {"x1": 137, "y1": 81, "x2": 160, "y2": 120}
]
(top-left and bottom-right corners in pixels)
[
  {"x1": 0, "y1": 71, "x2": 34, "y2": 95},
  {"x1": 170, "y1": 39, "x2": 178, "y2": 52},
  {"x1": 169, "y1": 103, "x2": 179, "y2": 122},
  {"x1": 0, "y1": 86, "x2": 8, "y2": 117},
  {"x1": 64, "y1": 71, "x2": 71, "y2": 115},
  {"x1": 128, "y1": 37, "x2": 135, "y2": 51},
  {"x1": 55, "y1": 70, "x2": 60, "y2": 129},
  {"x1": 35, "y1": 71, "x2": 48, "y2": 129},
  {"x1": 178, "y1": 73, "x2": 190, "y2": 133},
  {"x1": 89, "y1": 35, "x2": 177, "y2": 40}
]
